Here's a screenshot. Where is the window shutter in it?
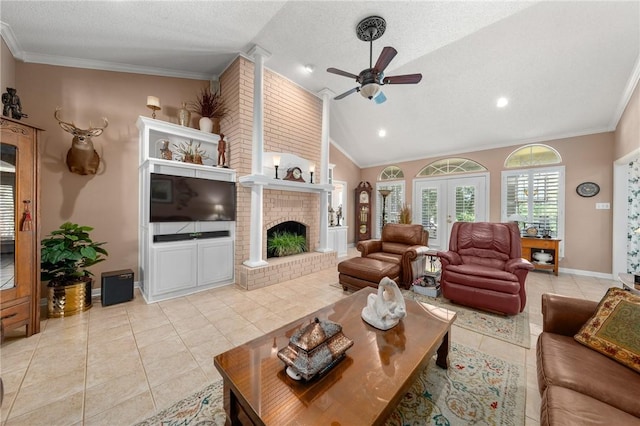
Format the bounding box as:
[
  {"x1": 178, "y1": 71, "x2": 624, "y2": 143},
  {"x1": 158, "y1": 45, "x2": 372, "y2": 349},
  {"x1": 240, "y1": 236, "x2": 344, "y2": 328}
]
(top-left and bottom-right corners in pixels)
[{"x1": 420, "y1": 188, "x2": 438, "y2": 239}]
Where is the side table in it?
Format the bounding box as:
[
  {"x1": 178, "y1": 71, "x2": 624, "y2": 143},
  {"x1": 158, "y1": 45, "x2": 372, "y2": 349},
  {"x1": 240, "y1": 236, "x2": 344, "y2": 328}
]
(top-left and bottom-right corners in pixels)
[
  {"x1": 618, "y1": 273, "x2": 640, "y2": 295},
  {"x1": 521, "y1": 237, "x2": 561, "y2": 276}
]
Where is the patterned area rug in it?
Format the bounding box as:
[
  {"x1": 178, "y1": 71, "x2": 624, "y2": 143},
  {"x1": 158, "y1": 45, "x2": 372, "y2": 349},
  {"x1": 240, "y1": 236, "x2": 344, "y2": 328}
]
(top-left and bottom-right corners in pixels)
[
  {"x1": 330, "y1": 283, "x2": 531, "y2": 349},
  {"x1": 402, "y1": 289, "x2": 531, "y2": 349},
  {"x1": 136, "y1": 343, "x2": 525, "y2": 426}
]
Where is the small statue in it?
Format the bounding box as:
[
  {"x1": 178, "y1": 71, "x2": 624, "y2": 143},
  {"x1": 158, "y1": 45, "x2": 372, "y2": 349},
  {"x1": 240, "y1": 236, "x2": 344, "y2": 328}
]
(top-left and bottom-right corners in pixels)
[
  {"x1": 361, "y1": 277, "x2": 406, "y2": 330},
  {"x1": 336, "y1": 204, "x2": 343, "y2": 226},
  {"x1": 329, "y1": 206, "x2": 335, "y2": 226},
  {"x1": 2, "y1": 88, "x2": 28, "y2": 120},
  {"x1": 217, "y1": 133, "x2": 227, "y2": 167}
]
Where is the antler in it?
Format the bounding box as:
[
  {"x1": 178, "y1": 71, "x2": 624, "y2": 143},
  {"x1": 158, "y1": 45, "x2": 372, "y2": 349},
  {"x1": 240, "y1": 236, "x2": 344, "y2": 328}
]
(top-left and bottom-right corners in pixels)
[
  {"x1": 54, "y1": 107, "x2": 76, "y2": 128},
  {"x1": 89, "y1": 117, "x2": 109, "y2": 131}
]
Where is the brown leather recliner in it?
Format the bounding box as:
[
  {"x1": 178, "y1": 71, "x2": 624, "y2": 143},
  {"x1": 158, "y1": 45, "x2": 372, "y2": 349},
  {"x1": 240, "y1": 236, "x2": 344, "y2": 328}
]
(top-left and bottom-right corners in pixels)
[
  {"x1": 338, "y1": 224, "x2": 428, "y2": 292},
  {"x1": 437, "y1": 222, "x2": 533, "y2": 315}
]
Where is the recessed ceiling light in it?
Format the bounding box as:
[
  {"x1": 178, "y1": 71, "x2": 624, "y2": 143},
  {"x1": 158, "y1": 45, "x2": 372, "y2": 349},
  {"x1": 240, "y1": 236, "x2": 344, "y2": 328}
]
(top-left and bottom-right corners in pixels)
[
  {"x1": 496, "y1": 97, "x2": 509, "y2": 108},
  {"x1": 304, "y1": 64, "x2": 314, "y2": 73},
  {"x1": 378, "y1": 129, "x2": 386, "y2": 137}
]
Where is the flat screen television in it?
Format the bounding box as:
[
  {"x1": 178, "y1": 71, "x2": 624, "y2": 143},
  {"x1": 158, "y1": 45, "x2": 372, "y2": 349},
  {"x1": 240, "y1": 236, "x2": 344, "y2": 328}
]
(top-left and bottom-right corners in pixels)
[{"x1": 149, "y1": 173, "x2": 236, "y2": 222}]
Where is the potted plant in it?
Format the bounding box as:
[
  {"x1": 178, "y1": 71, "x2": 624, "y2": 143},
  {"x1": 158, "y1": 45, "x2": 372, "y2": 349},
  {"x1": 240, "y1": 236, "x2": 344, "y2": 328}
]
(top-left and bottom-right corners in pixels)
[
  {"x1": 399, "y1": 204, "x2": 412, "y2": 224},
  {"x1": 189, "y1": 87, "x2": 227, "y2": 133},
  {"x1": 41, "y1": 222, "x2": 108, "y2": 317},
  {"x1": 267, "y1": 231, "x2": 307, "y2": 257}
]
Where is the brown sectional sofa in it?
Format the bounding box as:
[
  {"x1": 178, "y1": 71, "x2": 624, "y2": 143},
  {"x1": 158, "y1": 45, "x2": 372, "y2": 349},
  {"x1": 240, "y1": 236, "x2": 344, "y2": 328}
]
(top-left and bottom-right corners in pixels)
[{"x1": 536, "y1": 293, "x2": 640, "y2": 425}]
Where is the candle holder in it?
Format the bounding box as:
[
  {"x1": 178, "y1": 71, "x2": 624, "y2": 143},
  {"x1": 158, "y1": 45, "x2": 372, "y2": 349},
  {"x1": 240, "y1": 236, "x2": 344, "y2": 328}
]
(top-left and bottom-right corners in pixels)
[
  {"x1": 309, "y1": 171, "x2": 314, "y2": 184},
  {"x1": 309, "y1": 163, "x2": 315, "y2": 184},
  {"x1": 273, "y1": 155, "x2": 281, "y2": 179}
]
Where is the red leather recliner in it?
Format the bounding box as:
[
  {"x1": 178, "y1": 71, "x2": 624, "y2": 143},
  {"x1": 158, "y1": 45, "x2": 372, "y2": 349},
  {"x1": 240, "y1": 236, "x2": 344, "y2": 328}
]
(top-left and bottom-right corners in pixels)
[{"x1": 437, "y1": 222, "x2": 534, "y2": 315}]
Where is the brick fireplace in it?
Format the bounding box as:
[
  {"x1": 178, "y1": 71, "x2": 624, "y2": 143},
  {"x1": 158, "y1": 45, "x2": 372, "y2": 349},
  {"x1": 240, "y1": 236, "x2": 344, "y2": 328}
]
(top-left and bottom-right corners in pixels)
[{"x1": 221, "y1": 54, "x2": 337, "y2": 291}]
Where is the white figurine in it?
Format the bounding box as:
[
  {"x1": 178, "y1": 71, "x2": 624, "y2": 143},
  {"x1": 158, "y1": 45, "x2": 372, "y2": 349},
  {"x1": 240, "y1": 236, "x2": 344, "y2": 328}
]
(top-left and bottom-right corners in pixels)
[{"x1": 361, "y1": 277, "x2": 407, "y2": 330}]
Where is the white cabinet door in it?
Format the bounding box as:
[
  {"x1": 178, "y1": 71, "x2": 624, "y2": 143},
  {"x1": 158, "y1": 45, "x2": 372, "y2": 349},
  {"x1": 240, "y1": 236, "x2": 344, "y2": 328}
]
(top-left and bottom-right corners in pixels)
[
  {"x1": 328, "y1": 226, "x2": 348, "y2": 258},
  {"x1": 198, "y1": 239, "x2": 234, "y2": 287},
  {"x1": 152, "y1": 243, "x2": 197, "y2": 296}
]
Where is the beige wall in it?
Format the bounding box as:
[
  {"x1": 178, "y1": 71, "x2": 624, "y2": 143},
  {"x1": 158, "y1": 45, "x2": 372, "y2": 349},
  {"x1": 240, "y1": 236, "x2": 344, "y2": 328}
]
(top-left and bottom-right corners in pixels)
[
  {"x1": 16, "y1": 62, "x2": 207, "y2": 285},
  {"x1": 614, "y1": 83, "x2": 640, "y2": 160},
  {"x1": 0, "y1": 38, "x2": 16, "y2": 91},
  {"x1": 329, "y1": 144, "x2": 361, "y2": 245},
  {"x1": 359, "y1": 132, "x2": 615, "y2": 274}
]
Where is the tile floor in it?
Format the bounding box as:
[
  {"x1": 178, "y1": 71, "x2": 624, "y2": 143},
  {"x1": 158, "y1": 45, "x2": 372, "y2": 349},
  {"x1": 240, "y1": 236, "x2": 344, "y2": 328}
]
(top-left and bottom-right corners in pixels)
[{"x1": 0, "y1": 250, "x2": 618, "y2": 425}]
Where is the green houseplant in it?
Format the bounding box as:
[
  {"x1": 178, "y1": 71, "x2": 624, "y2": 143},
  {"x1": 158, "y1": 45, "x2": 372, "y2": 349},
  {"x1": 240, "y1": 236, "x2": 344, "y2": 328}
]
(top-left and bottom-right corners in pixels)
[
  {"x1": 267, "y1": 231, "x2": 307, "y2": 257},
  {"x1": 41, "y1": 222, "x2": 108, "y2": 317}
]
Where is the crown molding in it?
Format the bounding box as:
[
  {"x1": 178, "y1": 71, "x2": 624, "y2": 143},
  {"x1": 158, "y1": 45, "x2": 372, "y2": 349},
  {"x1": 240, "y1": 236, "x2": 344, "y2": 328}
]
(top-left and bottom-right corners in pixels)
[
  {"x1": 0, "y1": 21, "x2": 24, "y2": 61},
  {"x1": 20, "y1": 51, "x2": 211, "y2": 80},
  {"x1": 609, "y1": 54, "x2": 640, "y2": 130}
]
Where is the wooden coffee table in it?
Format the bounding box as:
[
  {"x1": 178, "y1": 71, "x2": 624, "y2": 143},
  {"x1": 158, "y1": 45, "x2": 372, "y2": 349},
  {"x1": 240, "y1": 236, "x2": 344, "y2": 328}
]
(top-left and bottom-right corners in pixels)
[{"x1": 214, "y1": 287, "x2": 456, "y2": 425}]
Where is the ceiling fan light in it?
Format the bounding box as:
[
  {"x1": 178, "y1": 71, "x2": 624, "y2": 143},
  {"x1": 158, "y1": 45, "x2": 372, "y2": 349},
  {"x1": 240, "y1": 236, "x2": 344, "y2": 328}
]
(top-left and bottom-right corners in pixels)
[{"x1": 360, "y1": 83, "x2": 381, "y2": 100}]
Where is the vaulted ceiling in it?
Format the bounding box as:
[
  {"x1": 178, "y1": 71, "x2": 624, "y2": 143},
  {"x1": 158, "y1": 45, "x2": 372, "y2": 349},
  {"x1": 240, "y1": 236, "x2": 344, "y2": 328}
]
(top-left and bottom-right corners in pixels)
[{"x1": 2, "y1": 1, "x2": 638, "y2": 167}]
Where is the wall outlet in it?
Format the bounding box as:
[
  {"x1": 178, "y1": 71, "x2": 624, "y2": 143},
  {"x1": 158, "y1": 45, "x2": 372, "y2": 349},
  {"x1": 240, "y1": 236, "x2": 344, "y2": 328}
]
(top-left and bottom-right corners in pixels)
[{"x1": 595, "y1": 203, "x2": 610, "y2": 210}]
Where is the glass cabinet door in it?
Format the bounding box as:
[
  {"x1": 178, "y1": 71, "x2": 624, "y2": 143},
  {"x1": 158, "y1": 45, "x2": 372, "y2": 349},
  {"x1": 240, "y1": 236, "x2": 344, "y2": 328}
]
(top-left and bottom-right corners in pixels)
[{"x1": 0, "y1": 143, "x2": 17, "y2": 290}]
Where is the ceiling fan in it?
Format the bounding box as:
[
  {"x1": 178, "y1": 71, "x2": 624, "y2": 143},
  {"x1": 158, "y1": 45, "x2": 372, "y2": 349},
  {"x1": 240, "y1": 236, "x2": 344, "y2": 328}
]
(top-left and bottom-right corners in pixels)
[{"x1": 327, "y1": 16, "x2": 422, "y2": 104}]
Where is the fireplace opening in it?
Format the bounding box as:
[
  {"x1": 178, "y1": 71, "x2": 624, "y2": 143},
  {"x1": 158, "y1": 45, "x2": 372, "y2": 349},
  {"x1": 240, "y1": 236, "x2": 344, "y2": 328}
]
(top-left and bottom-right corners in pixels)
[{"x1": 267, "y1": 221, "x2": 307, "y2": 258}]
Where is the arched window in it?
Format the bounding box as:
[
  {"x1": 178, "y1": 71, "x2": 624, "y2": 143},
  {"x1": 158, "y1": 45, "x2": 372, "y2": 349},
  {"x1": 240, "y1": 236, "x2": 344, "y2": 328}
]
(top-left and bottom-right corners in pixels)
[
  {"x1": 417, "y1": 158, "x2": 487, "y2": 176},
  {"x1": 505, "y1": 144, "x2": 561, "y2": 168},
  {"x1": 379, "y1": 166, "x2": 404, "y2": 180}
]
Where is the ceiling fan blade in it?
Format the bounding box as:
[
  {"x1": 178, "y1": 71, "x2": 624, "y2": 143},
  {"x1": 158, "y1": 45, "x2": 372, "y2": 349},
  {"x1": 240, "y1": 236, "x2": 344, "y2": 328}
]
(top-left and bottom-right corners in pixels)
[
  {"x1": 334, "y1": 87, "x2": 359, "y2": 100},
  {"x1": 373, "y1": 91, "x2": 387, "y2": 104},
  {"x1": 374, "y1": 47, "x2": 397, "y2": 73},
  {"x1": 327, "y1": 67, "x2": 359, "y2": 80},
  {"x1": 383, "y1": 73, "x2": 423, "y2": 84}
]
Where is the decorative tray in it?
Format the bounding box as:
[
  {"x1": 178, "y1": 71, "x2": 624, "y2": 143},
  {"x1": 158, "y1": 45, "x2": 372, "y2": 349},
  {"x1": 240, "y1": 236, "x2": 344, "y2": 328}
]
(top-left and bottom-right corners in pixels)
[{"x1": 277, "y1": 317, "x2": 353, "y2": 381}]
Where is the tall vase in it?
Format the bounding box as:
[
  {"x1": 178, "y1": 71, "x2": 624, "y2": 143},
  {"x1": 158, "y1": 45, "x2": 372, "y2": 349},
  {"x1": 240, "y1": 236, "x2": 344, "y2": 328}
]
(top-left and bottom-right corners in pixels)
[
  {"x1": 199, "y1": 117, "x2": 213, "y2": 133},
  {"x1": 178, "y1": 102, "x2": 191, "y2": 127}
]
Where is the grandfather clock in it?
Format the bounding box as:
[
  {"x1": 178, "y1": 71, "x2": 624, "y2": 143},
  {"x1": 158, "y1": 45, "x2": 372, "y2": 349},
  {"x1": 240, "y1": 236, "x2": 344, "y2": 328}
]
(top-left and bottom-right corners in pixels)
[{"x1": 355, "y1": 181, "x2": 372, "y2": 241}]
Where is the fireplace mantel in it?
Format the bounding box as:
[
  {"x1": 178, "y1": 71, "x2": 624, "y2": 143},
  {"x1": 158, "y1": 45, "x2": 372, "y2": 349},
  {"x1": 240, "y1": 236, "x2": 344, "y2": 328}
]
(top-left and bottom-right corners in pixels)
[{"x1": 239, "y1": 174, "x2": 332, "y2": 193}]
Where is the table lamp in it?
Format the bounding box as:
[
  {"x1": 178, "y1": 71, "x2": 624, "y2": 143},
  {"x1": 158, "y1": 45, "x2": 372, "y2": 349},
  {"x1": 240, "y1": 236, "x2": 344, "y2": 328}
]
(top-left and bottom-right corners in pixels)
[{"x1": 507, "y1": 214, "x2": 526, "y2": 235}]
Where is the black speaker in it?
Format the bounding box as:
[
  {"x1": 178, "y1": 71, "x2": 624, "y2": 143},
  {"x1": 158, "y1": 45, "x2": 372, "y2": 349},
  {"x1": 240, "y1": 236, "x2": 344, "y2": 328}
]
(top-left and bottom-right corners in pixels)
[{"x1": 101, "y1": 269, "x2": 134, "y2": 306}]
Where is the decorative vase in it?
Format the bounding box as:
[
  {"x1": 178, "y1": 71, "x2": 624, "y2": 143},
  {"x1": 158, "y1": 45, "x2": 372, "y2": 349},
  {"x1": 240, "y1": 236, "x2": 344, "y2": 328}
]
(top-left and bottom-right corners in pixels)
[
  {"x1": 183, "y1": 154, "x2": 194, "y2": 163},
  {"x1": 48, "y1": 279, "x2": 93, "y2": 318},
  {"x1": 199, "y1": 117, "x2": 213, "y2": 133},
  {"x1": 178, "y1": 102, "x2": 191, "y2": 127},
  {"x1": 212, "y1": 117, "x2": 221, "y2": 134}
]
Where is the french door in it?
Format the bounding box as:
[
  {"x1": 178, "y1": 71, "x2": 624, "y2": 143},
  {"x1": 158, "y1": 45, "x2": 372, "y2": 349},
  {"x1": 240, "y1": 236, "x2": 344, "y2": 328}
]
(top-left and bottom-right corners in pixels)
[{"x1": 413, "y1": 173, "x2": 488, "y2": 251}]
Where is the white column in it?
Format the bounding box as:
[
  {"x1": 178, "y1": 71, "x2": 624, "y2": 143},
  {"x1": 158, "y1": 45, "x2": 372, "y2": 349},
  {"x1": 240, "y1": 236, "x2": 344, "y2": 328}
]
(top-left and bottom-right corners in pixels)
[
  {"x1": 316, "y1": 88, "x2": 335, "y2": 253},
  {"x1": 244, "y1": 45, "x2": 271, "y2": 267}
]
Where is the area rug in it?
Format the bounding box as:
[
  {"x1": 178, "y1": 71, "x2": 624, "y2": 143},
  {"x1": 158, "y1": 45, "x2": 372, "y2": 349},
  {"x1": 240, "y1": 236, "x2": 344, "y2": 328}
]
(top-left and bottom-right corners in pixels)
[
  {"x1": 402, "y1": 289, "x2": 531, "y2": 349},
  {"x1": 136, "y1": 343, "x2": 525, "y2": 426},
  {"x1": 330, "y1": 283, "x2": 530, "y2": 349}
]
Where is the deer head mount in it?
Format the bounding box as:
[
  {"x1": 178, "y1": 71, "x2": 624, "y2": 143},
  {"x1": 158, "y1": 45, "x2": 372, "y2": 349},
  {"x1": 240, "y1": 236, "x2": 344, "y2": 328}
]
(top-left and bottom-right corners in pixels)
[{"x1": 54, "y1": 107, "x2": 108, "y2": 175}]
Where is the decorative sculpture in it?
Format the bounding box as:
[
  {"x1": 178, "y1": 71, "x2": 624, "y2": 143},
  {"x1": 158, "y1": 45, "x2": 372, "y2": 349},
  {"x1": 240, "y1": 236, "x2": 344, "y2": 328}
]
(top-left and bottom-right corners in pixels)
[
  {"x1": 54, "y1": 107, "x2": 108, "y2": 175},
  {"x1": 2, "y1": 88, "x2": 28, "y2": 120},
  {"x1": 361, "y1": 277, "x2": 407, "y2": 330}
]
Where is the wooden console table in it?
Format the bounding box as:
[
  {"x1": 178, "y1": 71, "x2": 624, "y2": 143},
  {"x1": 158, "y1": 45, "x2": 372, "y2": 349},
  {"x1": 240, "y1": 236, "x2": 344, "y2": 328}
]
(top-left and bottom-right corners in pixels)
[{"x1": 521, "y1": 237, "x2": 561, "y2": 276}]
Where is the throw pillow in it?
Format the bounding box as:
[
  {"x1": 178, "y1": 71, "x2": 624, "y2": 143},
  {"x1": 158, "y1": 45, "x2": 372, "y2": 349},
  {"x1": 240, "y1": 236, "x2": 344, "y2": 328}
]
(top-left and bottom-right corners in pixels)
[{"x1": 574, "y1": 287, "x2": 640, "y2": 373}]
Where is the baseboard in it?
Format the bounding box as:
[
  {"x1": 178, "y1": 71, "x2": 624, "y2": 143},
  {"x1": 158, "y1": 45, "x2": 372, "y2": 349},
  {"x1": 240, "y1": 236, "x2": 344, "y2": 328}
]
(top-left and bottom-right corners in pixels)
[{"x1": 558, "y1": 268, "x2": 614, "y2": 280}]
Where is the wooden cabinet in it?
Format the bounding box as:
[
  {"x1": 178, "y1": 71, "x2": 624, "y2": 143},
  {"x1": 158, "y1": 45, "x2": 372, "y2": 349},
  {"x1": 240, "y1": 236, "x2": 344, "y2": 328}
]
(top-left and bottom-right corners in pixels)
[
  {"x1": 0, "y1": 117, "x2": 41, "y2": 339},
  {"x1": 521, "y1": 237, "x2": 561, "y2": 276}
]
